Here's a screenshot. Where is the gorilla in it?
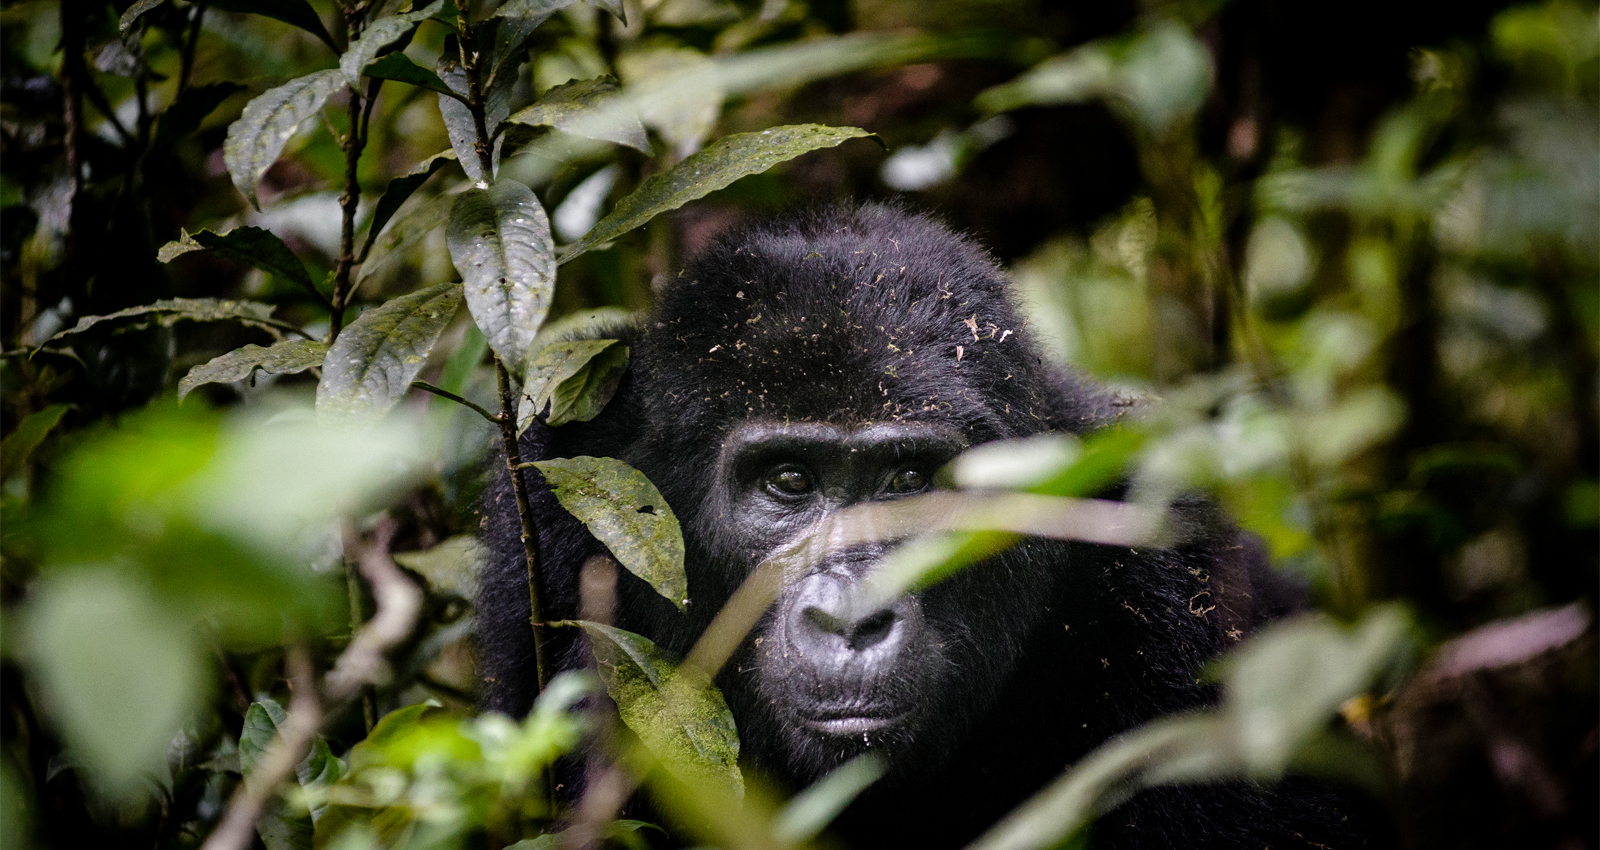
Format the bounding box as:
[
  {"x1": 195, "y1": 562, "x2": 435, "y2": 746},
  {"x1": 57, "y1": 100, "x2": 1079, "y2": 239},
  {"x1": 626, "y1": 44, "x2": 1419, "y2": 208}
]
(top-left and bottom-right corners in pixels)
[{"x1": 478, "y1": 204, "x2": 1359, "y2": 848}]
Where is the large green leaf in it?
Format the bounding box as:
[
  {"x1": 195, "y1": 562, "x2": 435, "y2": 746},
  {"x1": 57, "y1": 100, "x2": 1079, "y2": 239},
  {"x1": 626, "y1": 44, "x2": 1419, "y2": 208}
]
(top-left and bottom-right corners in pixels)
[
  {"x1": 447, "y1": 179, "x2": 555, "y2": 366},
  {"x1": 567, "y1": 621, "x2": 740, "y2": 794},
  {"x1": 158, "y1": 226, "x2": 315, "y2": 293},
  {"x1": 46, "y1": 297, "x2": 297, "y2": 341},
  {"x1": 338, "y1": 0, "x2": 444, "y2": 89},
  {"x1": 561, "y1": 124, "x2": 875, "y2": 262},
  {"x1": 224, "y1": 69, "x2": 347, "y2": 210},
  {"x1": 501, "y1": 76, "x2": 649, "y2": 153},
  {"x1": 359, "y1": 149, "x2": 456, "y2": 262},
  {"x1": 316, "y1": 282, "x2": 463, "y2": 421},
  {"x1": 242, "y1": 699, "x2": 347, "y2": 850},
  {"x1": 209, "y1": 0, "x2": 338, "y2": 51},
  {"x1": 179, "y1": 339, "x2": 328, "y2": 400},
  {"x1": 532, "y1": 457, "x2": 686, "y2": 611},
  {"x1": 516, "y1": 339, "x2": 628, "y2": 432}
]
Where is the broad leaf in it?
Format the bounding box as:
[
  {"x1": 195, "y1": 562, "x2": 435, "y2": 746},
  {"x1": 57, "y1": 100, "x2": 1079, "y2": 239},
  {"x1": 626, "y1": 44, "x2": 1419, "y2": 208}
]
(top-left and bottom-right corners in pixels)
[
  {"x1": 179, "y1": 339, "x2": 328, "y2": 400},
  {"x1": 531, "y1": 456, "x2": 685, "y2": 610},
  {"x1": 501, "y1": 77, "x2": 650, "y2": 153},
  {"x1": 447, "y1": 179, "x2": 555, "y2": 366},
  {"x1": 1, "y1": 404, "x2": 69, "y2": 473},
  {"x1": 568, "y1": 621, "x2": 740, "y2": 793},
  {"x1": 154, "y1": 82, "x2": 245, "y2": 151},
  {"x1": 209, "y1": 0, "x2": 338, "y2": 51},
  {"x1": 158, "y1": 226, "x2": 315, "y2": 293},
  {"x1": 562, "y1": 124, "x2": 875, "y2": 262},
  {"x1": 118, "y1": 0, "x2": 166, "y2": 34},
  {"x1": 316, "y1": 282, "x2": 463, "y2": 421},
  {"x1": 436, "y1": 59, "x2": 511, "y2": 181},
  {"x1": 517, "y1": 339, "x2": 628, "y2": 432},
  {"x1": 224, "y1": 70, "x2": 347, "y2": 210},
  {"x1": 360, "y1": 149, "x2": 456, "y2": 261},
  {"x1": 46, "y1": 298, "x2": 294, "y2": 341},
  {"x1": 360, "y1": 53, "x2": 458, "y2": 99},
  {"x1": 242, "y1": 699, "x2": 346, "y2": 850},
  {"x1": 393, "y1": 535, "x2": 484, "y2": 600},
  {"x1": 338, "y1": 0, "x2": 444, "y2": 89}
]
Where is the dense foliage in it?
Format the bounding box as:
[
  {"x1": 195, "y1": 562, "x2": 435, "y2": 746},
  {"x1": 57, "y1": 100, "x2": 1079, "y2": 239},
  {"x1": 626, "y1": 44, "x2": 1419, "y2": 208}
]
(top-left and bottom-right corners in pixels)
[{"x1": 1, "y1": 0, "x2": 1594, "y2": 848}]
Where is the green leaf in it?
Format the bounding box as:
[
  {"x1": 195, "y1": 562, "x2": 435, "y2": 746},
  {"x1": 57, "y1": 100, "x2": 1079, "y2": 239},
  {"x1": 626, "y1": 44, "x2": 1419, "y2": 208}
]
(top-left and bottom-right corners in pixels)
[
  {"x1": 154, "y1": 82, "x2": 245, "y2": 151},
  {"x1": 316, "y1": 282, "x2": 463, "y2": 422},
  {"x1": 224, "y1": 69, "x2": 347, "y2": 210},
  {"x1": 22, "y1": 570, "x2": 207, "y2": 799},
  {"x1": 517, "y1": 339, "x2": 628, "y2": 432},
  {"x1": 158, "y1": 226, "x2": 315, "y2": 292},
  {"x1": 45, "y1": 297, "x2": 294, "y2": 341},
  {"x1": 531, "y1": 457, "x2": 686, "y2": 611},
  {"x1": 447, "y1": 179, "x2": 556, "y2": 366},
  {"x1": 242, "y1": 700, "x2": 346, "y2": 850},
  {"x1": 356, "y1": 193, "x2": 450, "y2": 290},
  {"x1": 360, "y1": 52, "x2": 458, "y2": 99},
  {"x1": 567, "y1": 620, "x2": 740, "y2": 794},
  {"x1": 209, "y1": 0, "x2": 338, "y2": 51},
  {"x1": 360, "y1": 150, "x2": 456, "y2": 261},
  {"x1": 178, "y1": 339, "x2": 328, "y2": 400},
  {"x1": 436, "y1": 58, "x2": 511, "y2": 181},
  {"x1": 338, "y1": 0, "x2": 444, "y2": 89},
  {"x1": 1, "y1": 404, "x2": 69, "y2": 474},
  {"x1": 561, "y1": 124, "x2": 875, "y2": 263},
  {"x1": 118, "y1": 0, "x2": 166, "y2": 34},
  {"x1": 501, "y1": 76, "x2": 650, "y2": 154}
]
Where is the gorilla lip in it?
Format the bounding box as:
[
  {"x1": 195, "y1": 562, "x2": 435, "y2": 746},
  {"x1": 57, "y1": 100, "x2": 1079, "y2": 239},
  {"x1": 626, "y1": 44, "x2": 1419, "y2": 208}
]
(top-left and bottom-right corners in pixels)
[{"x1": 797, "y1": 709, "x2": 908, "y2": 736}]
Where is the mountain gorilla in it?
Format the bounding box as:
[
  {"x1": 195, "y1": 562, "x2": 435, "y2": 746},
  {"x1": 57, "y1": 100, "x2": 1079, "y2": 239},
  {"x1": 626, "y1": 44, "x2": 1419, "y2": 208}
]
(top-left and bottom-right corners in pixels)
[{"x1": 478, "y1": 205, "x2": 1356, "y2": 848}]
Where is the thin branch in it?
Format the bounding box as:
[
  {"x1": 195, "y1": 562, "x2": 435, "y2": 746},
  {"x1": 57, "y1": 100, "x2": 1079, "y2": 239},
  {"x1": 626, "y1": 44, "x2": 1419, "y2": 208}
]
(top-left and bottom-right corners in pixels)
[
  {"x1": 411, "y1": 379, "x2": 499, "y2": 423},
  {"x1": 494, "y1": 356, "x2": 551, "y2": 690},
  {"x1": 178, "y1": 2, "x2": 207, "y2": 93}
]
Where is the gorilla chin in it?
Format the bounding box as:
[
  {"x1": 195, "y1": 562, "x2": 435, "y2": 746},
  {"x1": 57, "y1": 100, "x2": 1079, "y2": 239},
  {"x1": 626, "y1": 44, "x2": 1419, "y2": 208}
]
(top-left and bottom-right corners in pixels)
[{"x1": 478, "y1": 203, "x2": 1364, "y2": 849}]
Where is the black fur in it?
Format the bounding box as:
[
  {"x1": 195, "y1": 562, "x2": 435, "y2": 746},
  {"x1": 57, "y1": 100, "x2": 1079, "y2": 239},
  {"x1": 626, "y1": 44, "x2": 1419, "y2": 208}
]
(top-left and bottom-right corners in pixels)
[{"x1": 478, "y1": 205, "x2": 1359, "y2": 848}]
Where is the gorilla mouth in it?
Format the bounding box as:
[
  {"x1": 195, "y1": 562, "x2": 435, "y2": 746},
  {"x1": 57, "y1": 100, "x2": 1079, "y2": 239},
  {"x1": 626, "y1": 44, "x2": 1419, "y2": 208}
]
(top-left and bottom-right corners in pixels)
[{"x1": 796, "y1": 707, "x2": 908, "y2": 737}]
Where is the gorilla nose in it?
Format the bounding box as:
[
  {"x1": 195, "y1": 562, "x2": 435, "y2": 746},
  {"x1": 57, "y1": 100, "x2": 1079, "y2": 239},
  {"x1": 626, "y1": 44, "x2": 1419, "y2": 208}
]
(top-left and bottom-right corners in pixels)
[{"x1": 788, "y1": 574, "x2": 913, "y2": 663}]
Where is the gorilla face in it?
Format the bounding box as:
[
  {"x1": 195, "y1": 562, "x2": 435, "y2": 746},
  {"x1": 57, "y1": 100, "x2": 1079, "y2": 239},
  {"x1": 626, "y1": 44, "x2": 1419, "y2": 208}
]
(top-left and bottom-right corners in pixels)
[{"x1": 709, "y1": 420, "x2": 968, "y2": 774}]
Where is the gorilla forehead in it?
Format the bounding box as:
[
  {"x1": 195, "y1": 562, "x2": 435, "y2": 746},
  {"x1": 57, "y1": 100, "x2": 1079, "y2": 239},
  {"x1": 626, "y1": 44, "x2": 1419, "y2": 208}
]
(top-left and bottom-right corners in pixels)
[{"x1": 635, "y1": 206, "x2": 1059, "y2": 438}]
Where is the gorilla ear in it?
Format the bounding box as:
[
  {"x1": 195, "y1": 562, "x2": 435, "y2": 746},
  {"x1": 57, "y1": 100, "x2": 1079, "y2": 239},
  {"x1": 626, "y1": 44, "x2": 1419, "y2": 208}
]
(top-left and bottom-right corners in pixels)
[{"x1": 518, "y1": 338, "x2": 632, "y2": 431}]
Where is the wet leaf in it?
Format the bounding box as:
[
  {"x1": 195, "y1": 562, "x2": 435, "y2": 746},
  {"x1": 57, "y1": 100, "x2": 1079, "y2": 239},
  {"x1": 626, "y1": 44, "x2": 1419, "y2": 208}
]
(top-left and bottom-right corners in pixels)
[
  {"x1": 501, "y1": 76, "x2": 650, "y2": 154},
  {"x1": 531, "y1": 457, "x2": 685, "y2": 610},
  {"x1": 338, "y1": 0, "x2": 444, "y2": 89},
  {"x1": 46, "y1": 298, "x2": 293, "y2": 341},
  {"x1": 178, "y1": 339, "x2": 328, "y2": 400},
  {"x1": 224, "y1": 70, "x2": 347, "y2": 210},
  {"x1": 1, "y1": 404, "x2": 69, "y2": 473},
  {"x1": 316, "y1": 282, "x2": 463, "y2": 422},
  {"x1": 359, "y1": 149, "x2": 456, "y2": 261},
  {"x1": 436, "y1": 59, "x2": 511, "y2": 181},
  {"x1": 567, "y1": 621, "x2": 740, "y2": 794},
  {"x1": 447, "y1": 179, "x2": 555, "y2": 366},
  {"x1": 210, "y1": 0, "x2": 337, "y2": 51},
  {"x1": 158, "y1": 226, "x2": 315, "y2": 293},
  {"x1": 561, "y1": 124, "x2": 875, "y2": 262},
  {"x1": 242, "y1": 699, "x2": 346, "y2": 849},
  {"x1": 517, "y1": 339, "x2": 628, "y2": 432}
]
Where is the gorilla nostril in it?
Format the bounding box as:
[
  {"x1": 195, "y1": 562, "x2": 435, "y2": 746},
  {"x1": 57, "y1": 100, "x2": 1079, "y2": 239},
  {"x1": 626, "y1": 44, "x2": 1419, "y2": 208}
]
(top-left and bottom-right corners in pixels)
[
  {"x1": 802, "y1": 606, "x2": 849, "y2": 637},
  {"x1": 848, "y1": 609, "x2": 897, "y2": 650}
]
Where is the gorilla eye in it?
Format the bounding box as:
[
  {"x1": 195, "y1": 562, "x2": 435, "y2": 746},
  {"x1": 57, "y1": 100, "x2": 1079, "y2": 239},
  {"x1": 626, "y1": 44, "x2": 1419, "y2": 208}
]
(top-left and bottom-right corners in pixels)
[
  {"x1": 886, "y1": 468, "x2": 928, "y2": 495},
  {"x1": 767, "y1": 466, "x2": 815, "y2": 496}
]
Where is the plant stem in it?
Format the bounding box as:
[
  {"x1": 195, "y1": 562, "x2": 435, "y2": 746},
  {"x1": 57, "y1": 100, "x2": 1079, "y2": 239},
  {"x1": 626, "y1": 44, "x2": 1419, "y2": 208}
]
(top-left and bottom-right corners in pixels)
[
  {"x1": 411, "y1": 379, "x2": 498, "y2": 423},
  {"x1": 329, "y1": 10, "x2": 373, "y2": 341},
  {"x1": 495, "y1": 355, "x2": 551, "y2": 690}
]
